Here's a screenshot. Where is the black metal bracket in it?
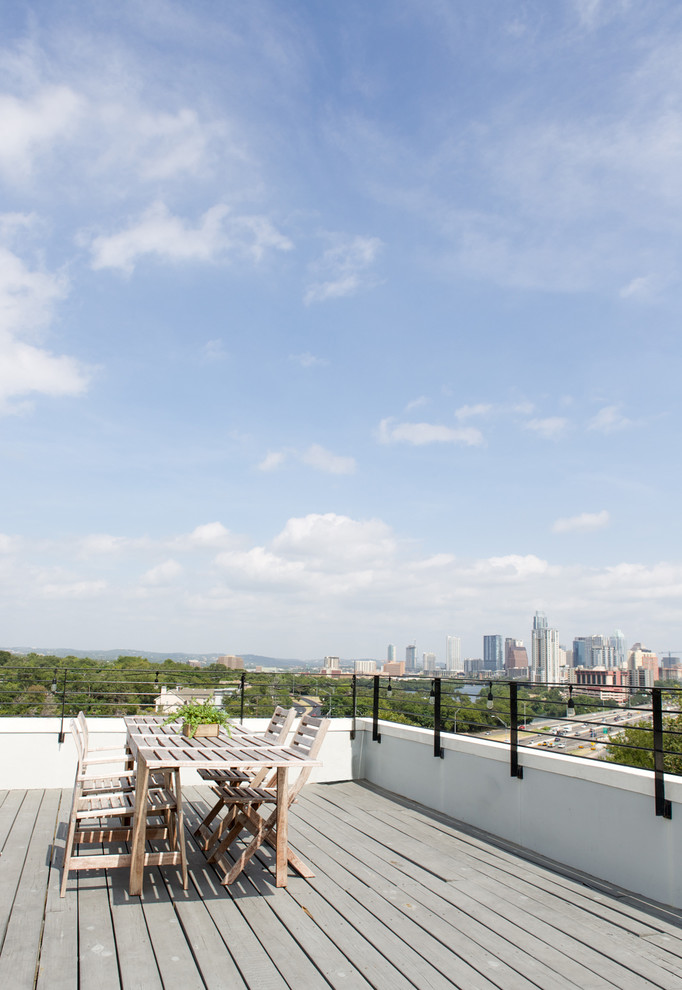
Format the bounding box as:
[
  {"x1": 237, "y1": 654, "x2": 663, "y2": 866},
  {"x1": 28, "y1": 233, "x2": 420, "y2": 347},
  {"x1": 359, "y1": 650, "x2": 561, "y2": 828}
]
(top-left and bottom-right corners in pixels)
[
  {"x1": 509, "y1": 681, "x2": 523, "y2": 780},
  {"x1": 372, "y1": 675, "x2": 381, "y2": 743},
  {"x1": 434, "y1": 678, "x2": 444, "y2": 758},
  {"x1": 652, "y1": 688, "x2": 672, "y2": 819},
  {"x1": 350, "y1": 675, "x2": 357, "y2": 740}
]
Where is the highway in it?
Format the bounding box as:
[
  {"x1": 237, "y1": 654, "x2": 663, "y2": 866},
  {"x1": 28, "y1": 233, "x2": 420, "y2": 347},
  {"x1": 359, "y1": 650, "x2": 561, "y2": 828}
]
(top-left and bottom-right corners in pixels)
[{"x1": 482, "y1": 706, "x2": 649, "y2": 757}]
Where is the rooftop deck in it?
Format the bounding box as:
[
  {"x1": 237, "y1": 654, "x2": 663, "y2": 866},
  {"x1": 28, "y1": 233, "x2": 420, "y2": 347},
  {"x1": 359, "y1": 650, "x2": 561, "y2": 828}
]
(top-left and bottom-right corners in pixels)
[{"x1": 2, "y1": 780, "x2": 682, "y2": 990}]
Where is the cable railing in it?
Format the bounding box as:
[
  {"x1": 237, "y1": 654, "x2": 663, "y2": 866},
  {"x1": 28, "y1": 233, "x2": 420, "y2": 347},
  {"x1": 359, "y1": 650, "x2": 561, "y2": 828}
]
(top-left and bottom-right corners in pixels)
[{"x1": 1, "y1": 663, "x2": 680, "y2": 817}]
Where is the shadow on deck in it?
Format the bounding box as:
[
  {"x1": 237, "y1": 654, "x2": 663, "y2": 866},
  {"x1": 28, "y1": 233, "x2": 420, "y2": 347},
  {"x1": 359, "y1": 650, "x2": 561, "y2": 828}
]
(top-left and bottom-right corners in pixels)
[{"x1": 1, "y1": 780, "x2": 682, "y2": 989}]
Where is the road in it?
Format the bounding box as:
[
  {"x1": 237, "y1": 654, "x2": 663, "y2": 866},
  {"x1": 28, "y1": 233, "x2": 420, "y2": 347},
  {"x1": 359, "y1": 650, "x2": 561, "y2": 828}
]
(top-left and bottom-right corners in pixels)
[{"x1": 482, "y1": 707, "x2": 647, "y2": 757}]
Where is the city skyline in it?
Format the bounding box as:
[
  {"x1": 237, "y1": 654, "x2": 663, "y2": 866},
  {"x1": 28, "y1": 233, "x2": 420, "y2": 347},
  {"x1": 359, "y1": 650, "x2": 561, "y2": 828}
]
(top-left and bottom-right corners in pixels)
[{"x1": 2, "y1": 3, "x2": 682, "y2": 657}]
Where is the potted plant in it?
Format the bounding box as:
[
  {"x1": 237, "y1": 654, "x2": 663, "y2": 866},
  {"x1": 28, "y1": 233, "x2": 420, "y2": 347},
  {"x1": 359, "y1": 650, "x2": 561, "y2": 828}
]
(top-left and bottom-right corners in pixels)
[{"x1": 164, "y1": 701, "x2": 232, "y2": 739}]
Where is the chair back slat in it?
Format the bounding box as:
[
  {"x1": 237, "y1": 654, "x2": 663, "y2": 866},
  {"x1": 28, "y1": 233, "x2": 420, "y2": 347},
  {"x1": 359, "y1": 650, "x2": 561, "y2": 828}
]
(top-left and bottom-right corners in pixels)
[{"x1": 261, "y1": 706, "x2": 296, "y2": 744}]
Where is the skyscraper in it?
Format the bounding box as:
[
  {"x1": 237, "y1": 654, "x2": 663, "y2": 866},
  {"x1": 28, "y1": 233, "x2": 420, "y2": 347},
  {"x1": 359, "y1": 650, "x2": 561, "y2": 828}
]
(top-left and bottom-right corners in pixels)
[
  {"x1": 610, "y1": 630, "x2": 626, "y2": 667},
  {"x1": 445, "y1": 636, "x2": 461, "y2": 671},
  {"x1": 387, "y1": 643, "x2": 396, "y2": 663},
  {"x1": 405, "y1": 643, "x2": 418, "y2": 672},
  {"x1": 483, "y1": 635, "x2": 503, "y2": 672},
  {"x1": 531, "y1": 611, "x2": 560, "y2": 684}
]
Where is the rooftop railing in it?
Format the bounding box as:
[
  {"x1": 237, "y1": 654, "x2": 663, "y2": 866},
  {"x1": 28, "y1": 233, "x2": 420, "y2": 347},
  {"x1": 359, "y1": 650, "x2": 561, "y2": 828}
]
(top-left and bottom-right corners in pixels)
[{"x1": 1, "y1": 661, "x2": 680, "y2": 818}]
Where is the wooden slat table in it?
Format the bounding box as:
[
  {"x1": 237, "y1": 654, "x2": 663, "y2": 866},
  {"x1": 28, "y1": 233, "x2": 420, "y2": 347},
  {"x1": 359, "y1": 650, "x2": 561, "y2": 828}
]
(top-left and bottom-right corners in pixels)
[{"x1": 124, "y1": 717, "x2": 321, "y2": 895}]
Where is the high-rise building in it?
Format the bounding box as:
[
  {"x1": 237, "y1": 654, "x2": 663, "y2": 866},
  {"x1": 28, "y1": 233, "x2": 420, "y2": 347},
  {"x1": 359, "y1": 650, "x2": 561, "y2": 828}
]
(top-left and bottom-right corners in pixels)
[
  {"x1": 354, "y1": 660, "x2": 377, "y2": 674},
  {"x1": 531, "y1": 611, "x2": 560, "y2": 684},
  {"x1": 573, "y1": 635, "x2": 617, "y2": 669},
  {"x1": 422, "y1": 652, "x2": 437, "y2": 672},
  {"x1": 405, "y1": 643, "x2": 418, "y2": 672},
  {"x1": 505, "y1": 638, "x2": 528, "y2": 670},
  {"x1": 445, "y1": 636, "x2": 461, "y2": 671},
  {"x1": 323, "y1": 655, "x2": 340, "y2": 672},
  {"x1": 483, "y1": 635, "x2": 503, "y2": 672},
  {"x1": 610, "y1": 630, "x2": 626, "y2": 667},
  {"x1": 627, "y1": 643, "x2": 659, "y2": 680},
  {"x1": 387, "y1": 644, "x2": 396, "y2": 663}
]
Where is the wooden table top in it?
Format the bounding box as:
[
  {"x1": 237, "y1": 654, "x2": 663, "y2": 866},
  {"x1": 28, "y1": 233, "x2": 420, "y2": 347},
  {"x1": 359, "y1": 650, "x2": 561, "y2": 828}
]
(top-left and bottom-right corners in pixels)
[{"x1": 124, "y1": 716, "x2": 321, "y2": 771}]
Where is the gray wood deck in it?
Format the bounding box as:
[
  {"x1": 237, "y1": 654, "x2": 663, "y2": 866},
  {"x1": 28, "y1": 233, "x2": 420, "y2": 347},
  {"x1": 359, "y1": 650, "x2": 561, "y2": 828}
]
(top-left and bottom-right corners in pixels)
[{"x1": 1, "y1": 780, "x2": 682, "y2": 989}]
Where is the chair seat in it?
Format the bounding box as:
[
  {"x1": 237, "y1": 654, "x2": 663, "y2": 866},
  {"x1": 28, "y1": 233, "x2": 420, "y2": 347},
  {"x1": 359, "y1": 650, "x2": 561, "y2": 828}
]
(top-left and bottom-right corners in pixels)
[
  {"x1": 197, "y1": 767, "x2": 250, "y2": 783},
  {"x1": 213, "y1": 783, "x2": 277, "y2": 804}
]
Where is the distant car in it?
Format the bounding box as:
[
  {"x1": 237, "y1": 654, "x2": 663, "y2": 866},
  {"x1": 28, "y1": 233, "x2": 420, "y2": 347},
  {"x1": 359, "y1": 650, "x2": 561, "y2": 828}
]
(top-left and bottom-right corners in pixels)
[{"x1": 554, "y1": 742, "x2": 566, "y2": 748}]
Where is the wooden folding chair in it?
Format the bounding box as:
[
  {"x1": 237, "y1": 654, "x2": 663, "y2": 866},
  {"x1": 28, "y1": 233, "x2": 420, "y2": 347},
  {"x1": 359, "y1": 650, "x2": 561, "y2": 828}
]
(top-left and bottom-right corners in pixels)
[
  {"x1": 197, "y1": 705, "x2": 296, "y2": 785},
  {"x1": 204, "y1": 714, "x2": 329, "y2": 885},
  {"x1": 60, "y1": 713, "x2": 187, "y2": 896},
  {"x1": 194, "y1": 705, "x2": 297, "y2": 845}
]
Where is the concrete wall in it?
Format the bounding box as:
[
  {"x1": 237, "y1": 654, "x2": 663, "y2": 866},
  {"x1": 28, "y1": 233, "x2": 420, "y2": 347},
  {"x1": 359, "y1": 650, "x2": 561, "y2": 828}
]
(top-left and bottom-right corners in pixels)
[
  {"x1": 0, "y1": 716, "x2": 355, "y2": 789},
  {"x1": 357, "y1": 718, "x2": 682, "y2": 910}
]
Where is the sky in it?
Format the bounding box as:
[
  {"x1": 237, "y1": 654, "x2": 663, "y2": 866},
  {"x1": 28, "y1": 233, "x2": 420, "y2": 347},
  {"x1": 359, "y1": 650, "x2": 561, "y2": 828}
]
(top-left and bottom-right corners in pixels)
[{"x1": 1, "y1": 0, "x2": 682, "y2": 662}]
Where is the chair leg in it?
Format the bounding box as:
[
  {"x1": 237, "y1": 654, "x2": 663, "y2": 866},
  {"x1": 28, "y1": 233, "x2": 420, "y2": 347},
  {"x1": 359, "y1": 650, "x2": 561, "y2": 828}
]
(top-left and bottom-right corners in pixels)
[
  {"x1": 60, "y1": 806, "x2": 79, "y2": 898},
  {"x1": 222, "y1": 807, "x2": 278, "y2": 885},
  {"x1": 172, "y1": 770, "x2": 188, "y2": 889},
  {"x1": 193, "y1": 793, "x2": 227, "y2": 846}
]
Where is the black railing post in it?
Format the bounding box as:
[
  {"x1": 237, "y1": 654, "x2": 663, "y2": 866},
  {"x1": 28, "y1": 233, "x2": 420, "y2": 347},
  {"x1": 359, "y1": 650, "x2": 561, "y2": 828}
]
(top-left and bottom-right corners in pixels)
[
  {"x1": 372, "y1": 674, "x2": 381, "y2": 743},
  {"x1": 350, "y1": 675, "x2": 357, "y2": 740},
  {"x1": 239, "y1": 672, "x2": 245, "y2": 724},
  {"x1": 652, "y1": 687, "x2": 672, "y2": 819},
  {"x1": 433, "y1": 677, "x2": 444, "y2": 758},
  {"x1": 58, "y1": 670, "x2": 68, "y2": 743},
  {"x1": 509, "y1": 681, "x2": 523, "y2": 779}
]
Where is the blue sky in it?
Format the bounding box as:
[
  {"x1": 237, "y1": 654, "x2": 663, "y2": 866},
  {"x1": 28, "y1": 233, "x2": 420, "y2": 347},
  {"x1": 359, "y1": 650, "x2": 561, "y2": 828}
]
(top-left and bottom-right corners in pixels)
[{"x1": 1, "y1": 0, "x2": 682, "y2": 661}]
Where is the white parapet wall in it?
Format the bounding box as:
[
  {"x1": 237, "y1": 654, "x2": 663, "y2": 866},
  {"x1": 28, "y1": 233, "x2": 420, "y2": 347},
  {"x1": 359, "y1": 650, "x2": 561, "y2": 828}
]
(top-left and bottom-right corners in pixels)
[
  {"x1": 0, "y1": 717, "x2": 356, "y2": 789},
  {"x1": 356, "y1": 718, "x2": 682, "y2": 911}
]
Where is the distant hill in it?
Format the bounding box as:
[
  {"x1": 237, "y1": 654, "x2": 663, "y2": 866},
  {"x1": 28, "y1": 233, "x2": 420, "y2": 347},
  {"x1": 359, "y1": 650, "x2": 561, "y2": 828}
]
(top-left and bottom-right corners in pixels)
[{"x1": 4, "y1": 647, "x2": 320, "y2": 669}]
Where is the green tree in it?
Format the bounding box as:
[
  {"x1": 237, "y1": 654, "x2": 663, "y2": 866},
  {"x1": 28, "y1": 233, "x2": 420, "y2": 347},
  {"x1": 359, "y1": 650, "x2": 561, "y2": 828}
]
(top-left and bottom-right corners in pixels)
[{"x1": 606, "y1": 713, "x2": 682, "y2": 774}]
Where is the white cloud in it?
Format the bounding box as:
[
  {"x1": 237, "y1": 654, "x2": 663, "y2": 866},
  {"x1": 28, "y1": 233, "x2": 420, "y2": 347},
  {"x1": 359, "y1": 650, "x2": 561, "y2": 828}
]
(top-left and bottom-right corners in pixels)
[
  {"x1": 79, "y1": 534, "x2": 131, "y2": 555},
  {"x1": 304, "y1": 234, "x2": 383, "y2": 304},
  {"x1": 0, "y1": 241, "x2": 91, "y2": 413},
  {"x1": 377, "y1": 417, "x2": 484, "y2": 446},
  {"x1": 272, "y1": 513, "x2": 396, "y2": 569},
  {"x1": 101, "y1": 106, "x2": 224, "y2": 182},
  {"x1": 289, "y1": 352, "x2": 328, "y2": 368},
  {"x1": 201, "y1": 339, "x2": 229, "y2": 361},
  {"x1": 258, "y1": 451, "x2": 287, "y2": 472},
  {"x1": 588, "y1": 405, "x2": 632, "y2": 434},
  {"x1": 173, "y1": 522, "x2": 234, "y2": 550},
  {"x1": 4, "y1": 516, "x2": 682, "y2": 655},
  {"x1": 619, "y1": 274, "x2": 669, "y2": 301},
  {"x1": 455, "y1": 403, "x2": 493, "y2": 421},
  {"x1": 300, "y1": 444, "x2": 356, "y2": 475},
  {"x1": 257, "y1": 445, "x2": 355, "y2": 474},
  {"x1": 571, "y1": 0, "x2": 632, "y2": 30},
  {"x1": 405, "y1": 396, "x2": 429, "y2": 412},
  {"x1": 0, "y1": 86, "x2": 84, "y2": 179},
  {"x1": 39, "y1": 579, "x2": 107, "y2": 599},
  {"x1": 88, "y1": 201, "x2": 292, "y2": 274},
  {"x1": 524, "y1": 417, "x2": 569, "y2": 440},
  {"x1": 140, "y1": 559, "x2": 183, "y2": 586},
  {"x1": 552, "y1": 510, "x2": 610, "y2": 534},
  {"x1": 0, "y1": 534, "x2": 21, "y2": 554}
]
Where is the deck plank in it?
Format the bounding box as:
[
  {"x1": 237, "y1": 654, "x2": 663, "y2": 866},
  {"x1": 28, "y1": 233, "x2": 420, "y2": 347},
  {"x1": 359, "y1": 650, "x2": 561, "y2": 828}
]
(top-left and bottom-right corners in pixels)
[
  {"x1": 36, "y1": 789, "x2": 78, "y2": 990},
  {"x1": 312, "y1": 784, "x2": 678, "y2": 989},
  {"x1": 300, "y1": 786, "x2": 655, "y2": 990},
  {"x1": 181, "y1": 795, "x2": 370, "y2": 990},
  {"x1": 2, "y1": 781, "x2": 682, "y2": 990},
  {"x1": 0, "y1": 789, "x2": 44, "y2": 947},
  {"x1": 296, "y1": 789, "x2": 602, "y2": 990},
  {"x1": 0, "y1": 789, "x2": 62, "y2": 990}
]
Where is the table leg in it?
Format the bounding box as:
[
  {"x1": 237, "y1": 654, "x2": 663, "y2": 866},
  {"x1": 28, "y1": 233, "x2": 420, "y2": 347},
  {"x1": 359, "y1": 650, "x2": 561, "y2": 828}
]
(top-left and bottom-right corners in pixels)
[
  {"x1": 275, "y1": 766, "x2": 288, "y2": 887},
  {"x1": 129, "y1": 754, "x2": 149, "y2": 896}
]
